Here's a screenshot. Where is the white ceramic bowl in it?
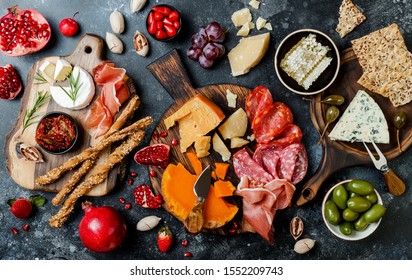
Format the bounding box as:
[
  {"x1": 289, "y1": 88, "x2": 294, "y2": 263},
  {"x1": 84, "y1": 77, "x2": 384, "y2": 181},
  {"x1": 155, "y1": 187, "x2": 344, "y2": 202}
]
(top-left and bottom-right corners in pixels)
[
  {"x1": 274, "y1": 29, "x2": 340, "y2": 95},
  {"x1": 321, "y1": 179, "x2": 383, "y2": 241}
]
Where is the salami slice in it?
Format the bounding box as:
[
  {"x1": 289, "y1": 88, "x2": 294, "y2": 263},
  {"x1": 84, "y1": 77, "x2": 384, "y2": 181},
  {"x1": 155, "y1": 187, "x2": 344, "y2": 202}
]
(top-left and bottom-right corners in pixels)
[
  {"x1": 233, "y1": 149, "x2": 274, "y2": 185},
  {"x1": 277, "y1": 143, "x2": 308, "y2": 184},
  {"x1": 270, "y1": 124, "x2": 303, "y2": 146},
  {"x1": 245, "y1": 86, "x2": 273, "y2": 123},
  {"x1": 252, "y1": 102, "x2": 294, "y2": 144},
  {"x1": 253, "y1": 143, "x2": 285, "y2": 179}
]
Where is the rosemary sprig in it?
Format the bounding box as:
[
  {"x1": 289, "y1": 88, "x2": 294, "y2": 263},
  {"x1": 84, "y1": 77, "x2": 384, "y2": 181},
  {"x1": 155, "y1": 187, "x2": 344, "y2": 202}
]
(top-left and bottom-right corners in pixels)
[
  {"x1": 34, "y1": 72, "x2": 48, "y2": 84},
  {"x1": 60, "y1": 71, "x2": 83, "y2": 105},
  {"x1": 22, "y1": 90, "x2": 50, "y2": 134}
]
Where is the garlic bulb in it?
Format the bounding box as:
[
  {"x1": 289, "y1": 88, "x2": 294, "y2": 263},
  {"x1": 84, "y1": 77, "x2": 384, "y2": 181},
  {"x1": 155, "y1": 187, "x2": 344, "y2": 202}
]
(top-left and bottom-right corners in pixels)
[
  {"x1": 130, "y1": 0, "x2": 147, "y2": 13},
  {"x1": 106, "y1": 32, "x2": 124, "y2": 54},
  {"x1": 109, "y1": 9, "x2": 125, "y2": 34}
]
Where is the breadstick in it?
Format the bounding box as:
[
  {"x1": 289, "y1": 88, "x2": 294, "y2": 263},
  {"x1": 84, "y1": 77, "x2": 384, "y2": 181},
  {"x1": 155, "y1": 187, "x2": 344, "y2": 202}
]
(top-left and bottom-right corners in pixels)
[
  {"x1": 51, "y1": 95, "x2": 140, "y2": 205},
  {"x1": 49, "y1": 130, "x2": 145, "y2": 228},
  {"x1": 36, "y1": 116, "x2": 152, "y2": 186}
]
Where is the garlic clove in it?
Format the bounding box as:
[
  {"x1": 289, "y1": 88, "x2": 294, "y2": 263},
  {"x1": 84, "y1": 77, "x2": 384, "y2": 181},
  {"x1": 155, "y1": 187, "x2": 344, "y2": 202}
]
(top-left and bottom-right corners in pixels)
[
  {"x1": 133, "y1": 31, "x2": 149, "y2": 57},
  {"x1": 109, "y1": 9, "x2": 125, "y2": 34},
  {"x1": 294, "y1": 238, "x2": 315, "y2": 254},
  {"x1": 136, "y1": 215, "x2": 162, "y2": 231},
  {"x1": 106, "y1": 32, "x2": 124, "y2": 54},
  {"x1": 130, "y1": 0, "x2": 147, "y2": 13},
  {"x1": 16, "y1": 142, "x2": 44, "y2": 163}
]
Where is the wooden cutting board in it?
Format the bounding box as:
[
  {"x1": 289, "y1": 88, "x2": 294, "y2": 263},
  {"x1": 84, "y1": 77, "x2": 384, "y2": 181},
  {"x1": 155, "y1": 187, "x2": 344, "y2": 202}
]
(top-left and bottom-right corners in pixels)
[
  {"x1": 147, "y1": 50, "x2": 250, "y2": 235},
  {"x1": 295, "y1": 48, "x2": 412, "y2": 206},
  {"x1": 4, "y1": 34, "x2": 137, "y2": 196}
]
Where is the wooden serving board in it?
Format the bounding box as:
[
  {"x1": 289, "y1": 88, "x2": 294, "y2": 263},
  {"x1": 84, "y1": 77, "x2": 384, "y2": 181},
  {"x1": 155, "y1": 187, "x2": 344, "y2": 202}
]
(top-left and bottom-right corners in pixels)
[
  {"x1": 147, "y1": 50, "x2": 250, "y2": 235},
  {"x1": 295, "y1": 48, "x2": 412, "y2": 206},
  {"x1": 4, "y1": 34, "x2": 137, "y2": 196}
]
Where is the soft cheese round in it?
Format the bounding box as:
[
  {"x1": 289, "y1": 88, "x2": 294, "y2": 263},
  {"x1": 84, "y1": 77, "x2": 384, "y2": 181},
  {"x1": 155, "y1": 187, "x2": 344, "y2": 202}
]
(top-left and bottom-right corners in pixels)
[{"x1": 50, "y1": 65, "x2": 95, "y2": 110}]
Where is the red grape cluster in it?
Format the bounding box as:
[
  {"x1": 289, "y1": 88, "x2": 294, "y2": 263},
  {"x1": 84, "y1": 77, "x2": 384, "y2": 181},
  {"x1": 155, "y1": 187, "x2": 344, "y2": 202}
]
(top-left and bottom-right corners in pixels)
[{"x1": 187, "y1": 22, "x2": 226, "y2": 69}]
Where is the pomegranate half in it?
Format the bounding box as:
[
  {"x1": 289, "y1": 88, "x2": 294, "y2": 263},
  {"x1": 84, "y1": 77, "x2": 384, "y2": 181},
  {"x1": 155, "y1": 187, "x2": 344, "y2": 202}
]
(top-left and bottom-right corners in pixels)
[
  {"x1": 0, "y1": 64, "x2": 22, "y2": 100},
  {"x1": 79, "y1": 202, "x2": 127, "y2": 253},
  {"x1": 0, "y1": 5, "x2": 51, "y2": 56}
]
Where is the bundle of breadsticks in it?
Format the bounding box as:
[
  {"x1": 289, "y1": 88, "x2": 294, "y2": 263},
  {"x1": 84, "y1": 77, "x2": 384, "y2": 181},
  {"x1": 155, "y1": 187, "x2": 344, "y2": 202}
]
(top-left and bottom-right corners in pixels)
[{"x1": 35, "y1": 95, "x2": 153, "y2": 228}]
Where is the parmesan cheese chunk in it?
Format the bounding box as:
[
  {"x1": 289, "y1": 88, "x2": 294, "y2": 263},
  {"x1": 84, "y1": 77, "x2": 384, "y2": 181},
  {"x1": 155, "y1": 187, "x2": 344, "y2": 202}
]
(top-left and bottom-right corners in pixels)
[
  {"x1": 256, "y1": 17, "x2": 267, "y2": 30},
  {"x1": 264, "y1": 22, "x2": 273, "y2": 31},
  {"x1": 249, "y1": 0, "x2": 260, "y2": 9},
  {"x1": 218, "y1": 108, "x2": 248, "y2": 140},
  {"x1": 212, "y1": 133, "x2": 231, "y2": 162},
  {"x1": 237, "y1": 22, "x2": 251, "y2": 37},
  {"x1": 226, "y1": 89, "x2": 237, "y2": 108},
  {"x1": 231, "y1": 8, "x2": 252, "y2": 27},
  {"x1": 230, "y1": 137, "x2": 249, "y2": 148}
]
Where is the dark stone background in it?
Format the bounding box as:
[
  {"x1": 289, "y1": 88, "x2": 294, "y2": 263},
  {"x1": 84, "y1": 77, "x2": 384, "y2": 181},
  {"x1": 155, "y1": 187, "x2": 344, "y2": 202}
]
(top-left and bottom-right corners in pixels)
[{"x1": 0, "y1": 0, "x2": 411, "y2": 260}]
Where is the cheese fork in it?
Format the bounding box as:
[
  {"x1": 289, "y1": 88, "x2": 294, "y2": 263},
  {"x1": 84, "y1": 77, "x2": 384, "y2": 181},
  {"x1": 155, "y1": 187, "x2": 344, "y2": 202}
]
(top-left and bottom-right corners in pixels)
[{"x1": 363, "y1": 141, "x2": 406, "y2": 196}]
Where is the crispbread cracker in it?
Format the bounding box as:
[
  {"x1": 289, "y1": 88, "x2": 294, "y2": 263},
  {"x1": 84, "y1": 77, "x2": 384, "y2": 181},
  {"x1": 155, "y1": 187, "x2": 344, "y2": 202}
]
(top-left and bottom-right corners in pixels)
[
  {"x1": 351, "y1": 23, "x2": 406, "y2": 68},
  {"x1": 336, "y1": 0, "x2": 366, "y2": 38}
]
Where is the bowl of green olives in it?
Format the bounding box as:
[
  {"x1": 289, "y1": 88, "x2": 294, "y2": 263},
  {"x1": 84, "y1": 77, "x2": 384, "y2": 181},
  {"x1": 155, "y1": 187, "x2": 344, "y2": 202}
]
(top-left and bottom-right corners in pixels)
[{"x1": 322, "y1": 179, "x2": 386, "y2": 241}]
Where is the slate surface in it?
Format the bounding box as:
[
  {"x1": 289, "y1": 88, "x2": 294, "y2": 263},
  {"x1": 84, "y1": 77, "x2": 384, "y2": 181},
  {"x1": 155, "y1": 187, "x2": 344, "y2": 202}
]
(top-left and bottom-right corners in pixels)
[{"x1": 0, "y1": 0, "x2": 411, "y2": 260}]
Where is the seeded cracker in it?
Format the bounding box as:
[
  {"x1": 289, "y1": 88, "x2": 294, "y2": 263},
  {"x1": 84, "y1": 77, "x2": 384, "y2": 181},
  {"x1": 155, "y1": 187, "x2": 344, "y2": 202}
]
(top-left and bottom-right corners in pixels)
[{"x1": 336, "y1": 0, "x2": 366, "y2": 38}]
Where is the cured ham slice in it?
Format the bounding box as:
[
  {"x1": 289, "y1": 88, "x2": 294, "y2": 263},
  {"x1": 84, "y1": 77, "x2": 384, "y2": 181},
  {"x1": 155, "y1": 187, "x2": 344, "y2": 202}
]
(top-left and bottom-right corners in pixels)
[
  {"x1": 85, "y1": 61, "x2": 130, "y2": 138},
  {"x1": 235, "y1": 176, "x2": 295, "y2": 244}
]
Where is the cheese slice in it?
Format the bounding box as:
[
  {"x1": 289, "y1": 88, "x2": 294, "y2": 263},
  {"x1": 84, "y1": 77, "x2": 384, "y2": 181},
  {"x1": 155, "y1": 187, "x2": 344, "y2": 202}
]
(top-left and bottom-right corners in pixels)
[
  {"x1": 164, "y1": 94, "x2": 225, "y2": 153},
  {"x1": 39, "y1": 60, "x2": 56, "y2": 81},
  {"x1": 212, "y1": 133, "x2": 231, "y2": 162},
  {"x1": 54, "y1": 59, "x2": 73, "y2": 81},
  {"x1": 329, "y1": 90, "x2": 389, "y2": 144},
  {"x1": 228, "y1": 33, "x2": 270, "y2": 77},
  {"x1": 231, "y1": 8, "x2": 252, "y2": 27},
  {"x1": 50, "y1": 66, "x2": 95, "y2": 110},
  {"x1": 218, "y1": 108, "x2": 248, "y2": 140}
]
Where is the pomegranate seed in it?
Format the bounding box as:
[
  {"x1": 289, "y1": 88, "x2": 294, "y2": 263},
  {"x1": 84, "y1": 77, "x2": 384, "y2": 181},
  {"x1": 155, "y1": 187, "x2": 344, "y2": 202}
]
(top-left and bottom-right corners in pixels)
[
  {"x1": 119, "y1": 198, "x2": 126, "y2": 204},
  {"x1": 22, "y1": 224, "x2": 30, "y2": 231},
  {"x1": 127, "y1": 179, "x2": 134, "y2": 185},
  {"x1": 152, "y1": 133, "x2": 159, "y2": 141},
  {"x1": 130, "y1": 172, "x2": 137, "y2": 177},
  {"x1": 150, "y1": 170, "x2": 156, "y2": 177},
  {"x1": 11, "y1": 228, "x2": 18, "y2": 235},
  {"x1": 229, "y1": 229, "x2": 236, "y2": 234},
  {"x1": 181, "y1": 240, "x2": 188, "y2": 247},
  {"x1": 184, "y1": 252, "x2": 192, "y2": 257},
  {"x1": 232, "y1": 222, "x2": 239, "y2": 229},
  {"x1": 171, "y1": 139, "x2": 178, "y2": 146},
  {"x1": 160, "y1": 131, "x2": 168, "y2": 137},
  {"x1": 125, "y1": 203, "x2": 132, "y2": 210}
]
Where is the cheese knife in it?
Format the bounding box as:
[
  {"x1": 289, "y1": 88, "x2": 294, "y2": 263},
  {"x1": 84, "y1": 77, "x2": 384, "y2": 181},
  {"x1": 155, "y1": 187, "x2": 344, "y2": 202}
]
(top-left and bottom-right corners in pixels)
[
  {"x1": 184, "y1": 165, "x2": 211, "y2": 234},
  {"x1": 363, "y1": 141, "x2": 406, "y2": 196}
]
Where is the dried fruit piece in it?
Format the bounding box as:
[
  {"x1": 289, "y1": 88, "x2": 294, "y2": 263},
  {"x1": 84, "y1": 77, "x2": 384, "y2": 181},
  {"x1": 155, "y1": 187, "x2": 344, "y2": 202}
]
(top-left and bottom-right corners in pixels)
[
  {"x1": 134, "y1": 184, "x2": 163, "y2": 208},
  {"x1": 136, "y1": 215, "x2": 162, "y2": 231},
  {"x1": 134, "y1": 143, "x2": 170, "y2": 168},
  {"x1": 0, "y1": 5, "x2": 51, "y2": 56},
  {"x1": 9, "y1": 198, "x2": 32, "y2": 219},
  {"x1": 157, "y1": 226, "x2": 173, "y2": 252},
  {"x1": 16, "y1": 142, "x2": 44, "y2": 162},
  {"x1": 134, "y1": 31, "x2": 149, "y2": 57},
  {"x1": 290, "y1": 216, "x2": 304, "y2": 240},
  {"x1": 294, "y1": 238, "x2": 315, "y2": 254},
  {"x1": 0, "y1": 64, "x2": 22, "y2": 100}
]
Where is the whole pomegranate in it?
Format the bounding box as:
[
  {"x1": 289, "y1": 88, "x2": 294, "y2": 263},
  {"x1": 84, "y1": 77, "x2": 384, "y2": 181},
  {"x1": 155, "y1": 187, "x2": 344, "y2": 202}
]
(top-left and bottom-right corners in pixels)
[
  {"x1": 0, "y1": 5, "x2": 51, "y2": 56},
  {"x1": 79, "y1": 202, "x2": 127, "y2": 253},
  {"x1": 0, "y1": 64, "x2": 22, "y2": 100}
]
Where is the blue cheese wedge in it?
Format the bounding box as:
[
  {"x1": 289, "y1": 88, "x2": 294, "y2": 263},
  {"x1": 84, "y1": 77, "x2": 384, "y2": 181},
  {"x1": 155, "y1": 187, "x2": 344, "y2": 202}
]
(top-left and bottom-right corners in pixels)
[
  {"x1": 280, "y1": 34, "x2": 331, "y2": 90},
  {"x1": 329, "y1": 90, "x2": 389, "y2": 144}
]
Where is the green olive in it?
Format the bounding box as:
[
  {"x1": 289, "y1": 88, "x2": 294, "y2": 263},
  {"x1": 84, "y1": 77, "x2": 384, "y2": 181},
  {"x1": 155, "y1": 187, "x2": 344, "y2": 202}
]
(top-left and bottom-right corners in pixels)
[
  {"x1": 364, "y1": 192, "x2": 378, "y2": 204},
  {"x1": 333, "y1": 185, "x2": 348, "y2": 210},
  {"x1": 348, "y1": 179, "x2": 374, "y2": 196},
  {"x1": 339, "y1": 221, "x2": 353, "y2": 235},
  {"x1": 354, "y1": 216, "x2": 369, "y2": 231},
  {"x1": 324, "y1": 200, "x2": 342, "y2": 225},
  {"x1": 350, "y1": 192, "x2": 359, "y2": 198},
  {"x1": 364, "y1": 204, "x2": 387, "y2": 223},
  {"x1": 342, "y1": 208, "x2": 359, "y2": 222},
  {"x1": 347, "y1": 196, "x2": 372, "y2": 212}
]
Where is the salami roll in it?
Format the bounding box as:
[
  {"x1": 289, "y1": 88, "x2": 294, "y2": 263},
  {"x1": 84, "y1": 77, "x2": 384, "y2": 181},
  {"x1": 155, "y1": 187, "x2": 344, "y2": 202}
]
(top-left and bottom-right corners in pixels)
[
  {"x1": 245, "y1": 86, "x2": 273, "y2": 123},
  {"x1": 252, "y1": 102, "x2": 294, "y2": 144},
  {"x1": 277, "y1": 143, "x2": 308, "y2": 184},
  {"x1": 233, "y1": 149, "x2": 274, "y2": 184}
]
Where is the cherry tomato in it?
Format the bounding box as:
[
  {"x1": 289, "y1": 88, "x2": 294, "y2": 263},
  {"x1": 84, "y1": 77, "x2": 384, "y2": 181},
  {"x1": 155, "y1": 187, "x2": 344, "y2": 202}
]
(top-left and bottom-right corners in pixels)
[
  {"x1": 153, "y1": 12, "x2": 164, "y2": 21},
  {"x1": 147, "y1": 11, "x2": 154, "y2": 25},
  {"x1": 59, "y1": 16, "x2": 79, "y2": 37},
  {"x1": 169, "y1": 11, "x2": 179, "y2": 22},
  {"x1": 156, "y1": 21, "x2": 163, "y2": 30},
  {"x1": 148, "y1": 21, "x2": 157, "y2": 35},
  {"x1": 152, "y1": 6, "x2": 171, "y2": 16},
  {"x1": 163, "y1": 17, "x2": 173, "y2": 26},
  {"x1": 156, "y1": 29, "x2": 168, "y2": 40},
  {"x1": 164, "y1": 24, "x2": 177, "y2": 37},
  {"x1": 173, "y1": 21, "x2": 180, "y2": 30}
]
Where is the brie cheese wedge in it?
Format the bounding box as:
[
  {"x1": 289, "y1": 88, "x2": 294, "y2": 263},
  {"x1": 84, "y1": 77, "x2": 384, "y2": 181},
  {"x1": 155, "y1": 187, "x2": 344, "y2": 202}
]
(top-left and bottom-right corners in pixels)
[
  {"x1": 329, "y1": 90, "x2": 389, "y2": 144},
  {"x1": 54, "y1": 59, "x2": 73, "y2": 81},
  {"x1": 38, "y1": 60, "x2": 56, "y2": 81},
  {"x1": 50, "y1": 66, "x2": 95, "y2": 110}
]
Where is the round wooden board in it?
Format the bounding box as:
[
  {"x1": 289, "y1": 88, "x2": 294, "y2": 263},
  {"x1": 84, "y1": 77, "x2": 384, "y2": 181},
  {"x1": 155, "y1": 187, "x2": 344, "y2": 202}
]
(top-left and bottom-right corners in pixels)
[
  {"x1": 295, "y1": 48, "x2": 412, "y2": 206},
  {"x1": 146, "y1": 50, "x2": 251, "y2": 235},
  {"x1": 4, "y1": 34, "x2": 137, "y2": 196}
]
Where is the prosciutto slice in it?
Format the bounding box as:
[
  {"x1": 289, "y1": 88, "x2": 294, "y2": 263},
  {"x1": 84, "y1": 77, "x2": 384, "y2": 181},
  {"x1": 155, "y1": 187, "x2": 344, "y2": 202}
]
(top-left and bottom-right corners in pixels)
[
  {"x1": 85, "y1": 61, "x2": 130, "y2": 138},
  {"x1": 235, "y1": 176, "x2": 295, "y2": 244}
]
